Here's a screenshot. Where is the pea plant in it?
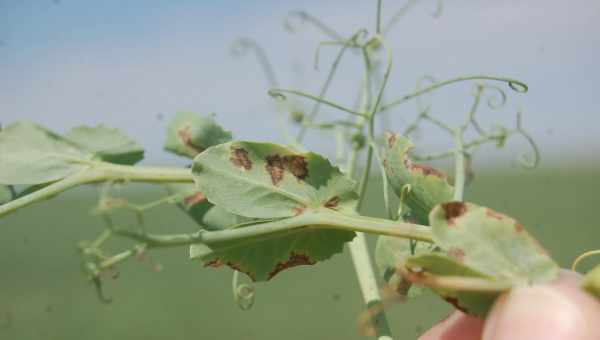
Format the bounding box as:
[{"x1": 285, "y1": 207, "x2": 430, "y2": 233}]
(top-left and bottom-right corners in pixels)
[{"x1": 1, "y1": 2, "x2": 598, "y2": 339}]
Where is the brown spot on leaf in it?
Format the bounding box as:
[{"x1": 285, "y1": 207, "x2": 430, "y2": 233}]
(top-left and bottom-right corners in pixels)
[
  {"x1": 176, "y1": 126, "x2": 204, "y2": 156},
  {"x1": 441, "y1": 202, "x2": 467, "y2": 227},
  {"x1": 409, "y1": 163, "x2": 446, "y2": 178},
  {"x1": 324, "y1": 196, "x2": 340, "y2": 209},
  {"x1": 203, "y1": 259, "x2": 222, "y2": 268},
  {"x1": 447, "y1": 247, "x2": 465, "y2": 262},
  {"x1": 268, "y1": 252, "x2": 316, "y2": 280},
  {"x1": 230, "y1": 148, "x2": 252, "y2": 170},
  {"x1": 283, "y1": 155, "x2": 309, "y2": 180},
  {"x1": 386, "y1": 132, "x2": 398, "y2": 148},
  {"x1": 266, "y1": 155, "x2": 285, "y2": 185},
  {"x1": 514, "y1": 222, "x2": 524, "y2": 233},
  {"x1": 292, "y1": 206, "x2": 305, "y2": 216},
  {"x1": 184, "y1": 192, "x2": 206, "y2": 207},
  {"x1": 486, "y1": 209, "x2": 504, "y2": 221}
]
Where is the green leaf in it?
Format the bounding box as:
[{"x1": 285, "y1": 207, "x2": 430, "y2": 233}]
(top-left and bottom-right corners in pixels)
[
  {"x1": 164, "y1": 112, "x2": 232, "y2": 158},
  {"x1": 581, "y1": 264, "x2": 600, "y2": 300},
  {"x1": 0, "y1": 122, "x2": 90, "y2": 185},
  {"x1": 0, "y1": 122, "x2": 144, "y2": 185},
  {"x1": 0, "y1": 185, "x2": 13, "y2": 205},
  {"x1": 429, "y1": 202, "x2": 559, "y2": 284},
  {"x1": 403, "y1": 253, "x2": 508, "y2": 316},
  {"x1": 64, "y1": 124, "x2": 144, "y2": 165},
  {"x1": 375, "y1": 235, "x2": 430, "y2": 297},
  {"x1": 381, "y1": 132, "x2": 454, "y2": 224},
  {"x1": 190, "y1": 220, "x2": 354, "y2": 281},
  {"x1": 191, "y1": 141, "x2": 358, "y2": 219}
]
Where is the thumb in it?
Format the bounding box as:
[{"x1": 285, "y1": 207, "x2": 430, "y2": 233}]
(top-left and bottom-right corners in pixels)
[{"x1": 483, "y1": 270, "x2": 600, "y2": 340}]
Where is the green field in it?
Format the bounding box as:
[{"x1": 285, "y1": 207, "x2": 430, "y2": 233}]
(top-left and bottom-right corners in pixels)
[{"x1": 1, "y1": 166, "x2": 598, "y2": 340}]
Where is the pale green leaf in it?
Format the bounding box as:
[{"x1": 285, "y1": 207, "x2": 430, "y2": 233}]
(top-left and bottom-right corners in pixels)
[
  {"x1": 65, "y1": 124, "x2": 144, "y2": 165},
  {"x1": 0, "y1": 122, "x2": 89, "y2": 185},
  {"x1": 581, "y1": 264, "x2": 600, "y2": 300},
  {"x1": 429, "y1": 202, "x2": 559, "y2": 284},
  {"x1": 191, "y1": 141, "x2": 358, "y2": 219},
  {"x1": 381, "y1": 132, "x2": 454, "y2": 224},
  {"x1": 0, "y1": 122, "x2": 145, "y2": 185},
  {"x1": 164, "y1": 112, "x2": 232, "y2": 158}
]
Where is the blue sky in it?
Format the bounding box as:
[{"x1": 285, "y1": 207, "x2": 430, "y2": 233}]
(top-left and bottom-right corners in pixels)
[{"x1": 1, "y1": 0, "x2": 599, "y2": 168}]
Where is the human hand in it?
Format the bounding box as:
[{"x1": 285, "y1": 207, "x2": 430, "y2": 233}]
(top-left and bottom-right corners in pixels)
[{"x1": 419, "y1": 270, "x2": 600, "y2": 340}]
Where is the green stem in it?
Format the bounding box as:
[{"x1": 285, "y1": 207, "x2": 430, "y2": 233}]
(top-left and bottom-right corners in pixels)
[
  {"x1": 0, "y1": 164, "x2": 193, "y2": 218},
  {"x1": 269, "y1": 88, "x2": 368, "y2": 118},
  {"x1": 453, "y1": 131, "x2": 466, "y2": 201},
  {"x1": 108, "y1": 210, "x2": 433, "y2": 248},
  {"x1": 380, "y1": 75, "x2": 528, "y2": 112},
  {"x1": 297, "y1": 36, "x2": 354, "y2": 141}
]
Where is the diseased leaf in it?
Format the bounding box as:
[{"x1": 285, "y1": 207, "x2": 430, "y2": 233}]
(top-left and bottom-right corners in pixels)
[
  {"x1": 382, "y1": 132, "x2": 454, "y2": 224},
  {"x1": 581, "y1": 264, "x2": 600, "y2": 300},
  {"x1": 403, "y1": 253, "x2": 509, "y2": 316},
  {"x1": 0, "y1": 121, "x2": 145, "y2": 185},
  {"x1": 429, "y1": 202, "x2": 559, "y2": 285},
  {"x1": 397, "y1": 203, "x2": 560, "y2": 316},
  {"x1": 164, "y1": 112, "x2": 232, "y2": 158},
  {"x1": 190, "y1": 222, "x2": 354, "y2": 281},
  {"x1": 191, "y1": 141, "x2": 358, "y2": 219},
  {"x1": 190, "y1": 141, "x2": 358, "y2": 281},
  {"x1": 375, "y1": 235, "x2": 430, "y2": 297},
  {"x1": 0, "y1": 185, "x2": 13, "y2": 205},
  {"x1": 65, "y1": 125, "x2": 144, "y2": 165}
]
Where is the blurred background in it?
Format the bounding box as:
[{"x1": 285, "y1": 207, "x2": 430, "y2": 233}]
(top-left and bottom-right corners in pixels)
[{"x1": 1, "y1": 1, "x2": 599, "y2": 339}]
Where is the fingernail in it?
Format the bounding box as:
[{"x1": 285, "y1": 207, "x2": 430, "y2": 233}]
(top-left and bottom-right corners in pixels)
[{"x1": 483, "y1": 286, "x2": 587, "y2": 340}]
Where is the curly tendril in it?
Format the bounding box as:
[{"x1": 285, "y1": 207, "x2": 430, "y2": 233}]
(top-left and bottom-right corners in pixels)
[
  {"x1": 382, "y1": 0, "x2": 445, "y2": 35},
  {"x1": 268, "y1": 89, "x2": 368, "y2": 118},
  {"x1": 515, "y1": 111, "x2": 540, "y2": 168},
  {"x1": 284, "y1": 10, "x2": 344, "y2": 41},
  {"x1": 481, "y1": 84, "x2": 507, "y2": 110},
  {"x1": 230, "y1": 37, "x2": 279, "y2": 87},
  {"x1": 232, "y1": 271, "x2": 256, "y2": 311},
  {"x1": 380, "y1": 75, "x2": 528, "y2": 112}
]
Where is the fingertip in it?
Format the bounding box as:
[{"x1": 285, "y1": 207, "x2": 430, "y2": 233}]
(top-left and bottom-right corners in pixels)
[
  {"x1": 418, "y1": 311, "x2": 483, "y2": 340},
  {"x1": 482, "y1": 282, "x2": 599, "y2": 340}
]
